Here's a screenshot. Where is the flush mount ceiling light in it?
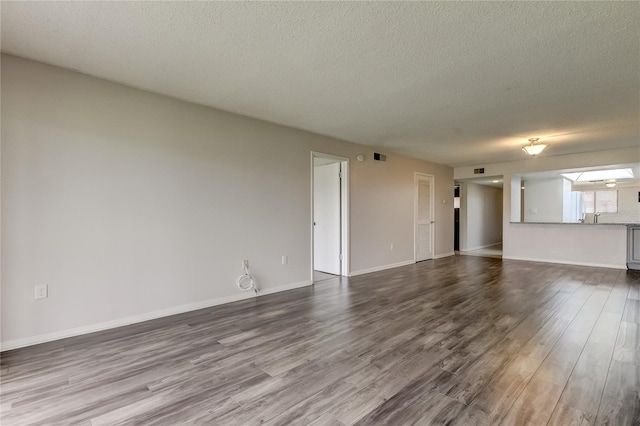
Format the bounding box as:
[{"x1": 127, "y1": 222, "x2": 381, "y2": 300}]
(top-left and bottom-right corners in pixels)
[
  {"x1": 522, "y1": 138, "x2": 548, "y2": 156},
  {"x1": 605, "y1": 180, "x2": 617, "y2": 188}
]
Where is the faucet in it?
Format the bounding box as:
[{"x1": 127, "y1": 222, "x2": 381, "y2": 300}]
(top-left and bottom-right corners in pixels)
[{"x1": 594, "y1": 212, "x2": 601, "y2": 223}]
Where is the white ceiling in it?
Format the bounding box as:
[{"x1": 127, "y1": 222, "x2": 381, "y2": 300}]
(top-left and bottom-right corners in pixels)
[{"x1": 2, "y1": 2, "x2": 639, "y2": 167}]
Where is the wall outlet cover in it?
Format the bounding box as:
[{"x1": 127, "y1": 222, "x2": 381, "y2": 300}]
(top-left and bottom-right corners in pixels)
[{"x1": 34, "y1": 284, "x2": 48, "y2": 300}]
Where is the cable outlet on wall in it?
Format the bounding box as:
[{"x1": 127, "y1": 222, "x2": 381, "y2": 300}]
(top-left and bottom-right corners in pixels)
[
  {"x1": 282, "y1": 255, "x2": 288, "y2": 265},
  {"x1": 34, "y1": 284, "x2": 48, "y2": 300}
]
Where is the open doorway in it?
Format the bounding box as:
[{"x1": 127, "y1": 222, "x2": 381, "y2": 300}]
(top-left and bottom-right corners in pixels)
[
  {"x1": 311, "y1": 152, "x2": 349, "y2": 283},
  {"x1": 456, "y1": 176, "x2": 503, "y2": 259}
]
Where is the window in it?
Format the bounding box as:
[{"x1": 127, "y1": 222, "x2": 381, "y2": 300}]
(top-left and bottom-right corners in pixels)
[{"x1": 581, "y1": 190, "x2": 618, "y2": 213}]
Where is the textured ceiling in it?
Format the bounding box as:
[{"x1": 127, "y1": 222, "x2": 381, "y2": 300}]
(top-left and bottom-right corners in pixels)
[{"x1": 2, "y1": 2, "x2": 639, "y2": 167}]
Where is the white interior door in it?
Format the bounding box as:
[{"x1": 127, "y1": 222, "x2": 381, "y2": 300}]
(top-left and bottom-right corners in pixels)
[
  {"x1": 314, "y1": 162, "x2": 341, "y2": 274},
  {"x1": 416, "y1": 175, "x2": 434, "y2": 261}
]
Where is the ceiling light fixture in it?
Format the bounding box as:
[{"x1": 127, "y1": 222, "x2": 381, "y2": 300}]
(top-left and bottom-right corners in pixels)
[
  {"x1": 522, "y1": 138, "x2": 548, "y2": 156},
  {"x1": 605, "y1": 180, "x2": 617, "y2": 188}
]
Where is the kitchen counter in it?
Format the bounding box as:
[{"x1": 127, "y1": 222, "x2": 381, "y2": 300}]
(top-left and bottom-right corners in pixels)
[{"x1": 505, "y1": 222, "x2": 629, "y2": 268}]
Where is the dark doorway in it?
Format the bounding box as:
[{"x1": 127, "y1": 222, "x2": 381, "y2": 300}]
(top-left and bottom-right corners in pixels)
[{"x1": 454, "y1": 185, "x2": 460, "y2": 251}]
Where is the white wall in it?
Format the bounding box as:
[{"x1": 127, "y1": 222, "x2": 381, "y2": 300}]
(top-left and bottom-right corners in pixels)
[
  {"x1": 510, "y1": 176, "x2": 522, "y2": 222},
  {"x1": 523, "y1": 178, "x2": 564, "y2": 222},
  {"x1": 462, "y1": 183, "x2": 502, "y2": 251},
  {"x1": 1, "y1": 55, "x2": 454, "y2": 348},
  {"x1": 455, "y1": 147, "x2": 640, "y2": 269},
  {"x1": 562, "y1": 178, "x2": 574, "y2": 222}
]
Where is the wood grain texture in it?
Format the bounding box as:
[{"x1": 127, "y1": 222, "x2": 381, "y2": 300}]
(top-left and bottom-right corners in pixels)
[
  {"x1": 613, "y1": 321, "x2": 640, "y2": 366},
  {"x1": 501, "y1": 375, "x2": 564, "y2": 426},
  {"x1": 595, "y1": 361, "x2": 640, "y2": 425},
  {"x1": 2, "y1": 257, "x2": 639, "y2": 425}
]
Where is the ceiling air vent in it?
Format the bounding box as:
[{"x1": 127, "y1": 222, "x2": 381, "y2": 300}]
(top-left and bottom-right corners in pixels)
[
  {"x1": 373, "y1": 152, "x2": 387, "y2": 162},
  {"x1": 474, "y1": 168, "x2": 485, "y2": 174}
]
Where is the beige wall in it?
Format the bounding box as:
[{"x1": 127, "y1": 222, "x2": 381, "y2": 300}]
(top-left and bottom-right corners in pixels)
[{"x1": 1, "y1": 55, "x2": 453, "y2": 348}]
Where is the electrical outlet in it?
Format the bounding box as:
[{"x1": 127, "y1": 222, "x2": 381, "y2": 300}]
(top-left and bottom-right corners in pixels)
[
  {"x1": 34, "y1": 284, "x2": 48, "y2": 300},
  {"x1": 390, "y1": 243, "x2": 394, "y2": 250},
  {"x1": 282, "y1": 255, "x2": 288, "y2": 265},
  {"x1": 243, "y1": 260, "x2": 249, "y2": 269}
]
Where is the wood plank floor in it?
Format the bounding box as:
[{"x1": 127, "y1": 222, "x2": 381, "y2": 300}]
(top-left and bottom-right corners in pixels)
[{"x1": 2, "y1": 256, "x2": 640, "y2": 425}]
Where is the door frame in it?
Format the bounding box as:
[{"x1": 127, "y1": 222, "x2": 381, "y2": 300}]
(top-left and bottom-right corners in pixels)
[
  {"x1": 414, "y1": 172, "x2": 435, "y2": 262},
  {"x1": 311, "y1": 152, "x2": 350, "y2": 282}
]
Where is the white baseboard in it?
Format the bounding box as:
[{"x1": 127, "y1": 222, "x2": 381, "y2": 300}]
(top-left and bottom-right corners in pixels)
[
  {"x1": 502, "y1": 255, "x2": 626, "y2": 270},
  {"x1": 258, "y1": 280, "x2": 312, "y2": 296},
  {"x1": 349, "y1": 260, "x2": 415, "y2": 277},
  {"x1": 460, "y1": 242, "x2": 502, "y2": 252},
  {"x1": 349, "y1": 254, "x2": 456, "y2": 277},
  {"x1": 434, "y1": 252, "x2": 456, "y2": 259},
  {"x1": 0, "y1": 280, "x2": 312, "y2": 352}
]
